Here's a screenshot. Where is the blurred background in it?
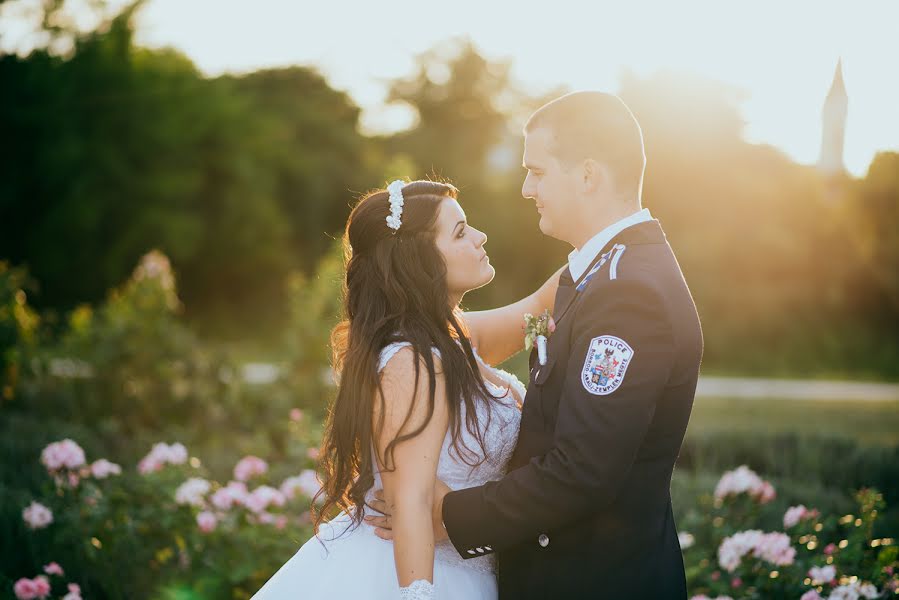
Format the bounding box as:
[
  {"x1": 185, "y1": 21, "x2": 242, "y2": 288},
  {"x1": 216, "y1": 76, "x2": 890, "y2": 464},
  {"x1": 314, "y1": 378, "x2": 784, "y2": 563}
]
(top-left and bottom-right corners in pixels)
[{"x1": 1, "y1": 1, "x2": 897, "y2": 599}]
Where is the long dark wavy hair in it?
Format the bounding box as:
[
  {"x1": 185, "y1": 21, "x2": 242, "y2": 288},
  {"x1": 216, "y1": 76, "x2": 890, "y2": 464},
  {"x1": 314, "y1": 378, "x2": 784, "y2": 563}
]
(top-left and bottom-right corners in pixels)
[{"x1": 314, "y1": 180, "x2": 500, "y2": 532}]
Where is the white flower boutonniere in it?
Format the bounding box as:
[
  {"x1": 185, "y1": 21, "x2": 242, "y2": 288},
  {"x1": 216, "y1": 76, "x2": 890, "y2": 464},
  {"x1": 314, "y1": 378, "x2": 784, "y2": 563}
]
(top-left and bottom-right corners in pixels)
[{"x1": 523, "y1": 309, "x2": 556, "y2": 366}]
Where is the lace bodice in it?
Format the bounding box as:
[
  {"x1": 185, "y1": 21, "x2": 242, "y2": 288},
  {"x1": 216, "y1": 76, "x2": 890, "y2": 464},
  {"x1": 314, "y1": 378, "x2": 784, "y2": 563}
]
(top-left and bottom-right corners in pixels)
[{"x1": 365, "y1": 341, "x2": 524, "y2": 574}]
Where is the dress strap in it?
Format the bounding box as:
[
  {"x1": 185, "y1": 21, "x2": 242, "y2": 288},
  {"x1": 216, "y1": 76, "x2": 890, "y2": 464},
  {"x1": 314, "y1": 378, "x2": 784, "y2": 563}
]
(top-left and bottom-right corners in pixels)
[{"x1": 377, "y1": 342, "x2": 442, "y2": 373}]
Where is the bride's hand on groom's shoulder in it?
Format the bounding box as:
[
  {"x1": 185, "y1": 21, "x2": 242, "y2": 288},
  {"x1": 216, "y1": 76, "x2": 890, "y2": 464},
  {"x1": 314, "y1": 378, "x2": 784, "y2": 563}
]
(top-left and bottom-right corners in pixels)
[{"x1": 365, "y1": 481, "x2": 451, "y2": 542}]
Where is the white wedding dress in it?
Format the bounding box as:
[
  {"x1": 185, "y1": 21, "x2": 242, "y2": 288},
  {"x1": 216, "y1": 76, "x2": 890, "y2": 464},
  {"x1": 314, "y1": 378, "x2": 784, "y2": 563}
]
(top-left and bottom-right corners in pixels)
[{"x1": 252, "y1": 342, "x2": 525, "y2": 600}]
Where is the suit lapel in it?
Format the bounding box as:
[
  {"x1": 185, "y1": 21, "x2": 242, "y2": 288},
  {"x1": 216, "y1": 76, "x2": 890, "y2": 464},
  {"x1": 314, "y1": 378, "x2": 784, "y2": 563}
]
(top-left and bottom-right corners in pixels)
[{"x1": 551, "y1": 220, "x2": 667, "y2": 326}]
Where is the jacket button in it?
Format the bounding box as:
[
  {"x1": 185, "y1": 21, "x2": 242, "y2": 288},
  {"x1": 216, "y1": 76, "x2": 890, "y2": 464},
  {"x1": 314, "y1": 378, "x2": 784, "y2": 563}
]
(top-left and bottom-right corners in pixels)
[{"x1": 538, "y1": 533, "x2": 550, "y2": 548}]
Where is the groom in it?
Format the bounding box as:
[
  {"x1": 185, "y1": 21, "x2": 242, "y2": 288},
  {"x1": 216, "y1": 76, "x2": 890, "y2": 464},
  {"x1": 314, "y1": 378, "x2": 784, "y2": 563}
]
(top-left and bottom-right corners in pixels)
[{"x1": 379, "y1": 91, "x2": 703, "y2": 598}]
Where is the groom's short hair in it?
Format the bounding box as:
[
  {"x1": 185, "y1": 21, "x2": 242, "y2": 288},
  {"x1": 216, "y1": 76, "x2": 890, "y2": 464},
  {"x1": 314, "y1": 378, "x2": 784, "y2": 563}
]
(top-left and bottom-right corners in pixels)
[{"x1": 525, "y1": 91, "x2": 646, "y2": 195}]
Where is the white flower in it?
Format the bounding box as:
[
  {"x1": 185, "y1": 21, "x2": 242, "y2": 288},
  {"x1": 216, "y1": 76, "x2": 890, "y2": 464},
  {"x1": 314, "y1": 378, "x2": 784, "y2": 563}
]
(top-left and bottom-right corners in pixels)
[
  {"x1": 678, "y1": 532, "x2": 695, "y2": 550},
  {"x1": 22, "y1": 501, "x2": 54, "y2": 529},
  {"x1": 90, "y1": 459, "x2": 122, "y2": 479},
  {"x1": 830, "y1": 585, "x2": 861, "y2": 600},
  {"x1": 808, "y1": 564, "x2": 836, "y2": 585},
  {"x1": 714, "y1": 465, "x2": 775, "y2": 503},
  {"x1": 175, "y1": 478, "x2": 211, "y2": 507},
  {"x1": 859, "y1": 583, "x2": 879, "y2": 599},
  {"x1": 385, "y1": 180, "x2": 405, "y2": 230}
]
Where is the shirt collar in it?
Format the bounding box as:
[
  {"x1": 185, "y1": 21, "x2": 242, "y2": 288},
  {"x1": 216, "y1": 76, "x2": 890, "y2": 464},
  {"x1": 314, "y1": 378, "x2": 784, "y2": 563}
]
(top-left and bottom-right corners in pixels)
[{"x1": 567, "y1": 208, "x2": 653, "y2": 281}]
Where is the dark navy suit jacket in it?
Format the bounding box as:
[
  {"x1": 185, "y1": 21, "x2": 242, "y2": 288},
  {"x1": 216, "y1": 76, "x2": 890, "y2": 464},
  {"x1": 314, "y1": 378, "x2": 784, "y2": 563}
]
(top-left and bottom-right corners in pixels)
[{"x1": 443, "y1": 219, "x2": 703, "y2": 599}]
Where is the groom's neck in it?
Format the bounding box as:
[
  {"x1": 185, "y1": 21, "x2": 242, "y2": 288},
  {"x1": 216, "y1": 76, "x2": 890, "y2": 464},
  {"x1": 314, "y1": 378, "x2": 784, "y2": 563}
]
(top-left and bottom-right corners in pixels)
[{"x1": 569, "y1": 200, "x2": 642, "y2": 250}]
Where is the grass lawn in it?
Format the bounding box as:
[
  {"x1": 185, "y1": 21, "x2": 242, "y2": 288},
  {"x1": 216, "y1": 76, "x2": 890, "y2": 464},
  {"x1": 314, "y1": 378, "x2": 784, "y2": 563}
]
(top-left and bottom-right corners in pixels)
[{"x1": 687, "y1": 397, "x2": 899, "y2": 445}]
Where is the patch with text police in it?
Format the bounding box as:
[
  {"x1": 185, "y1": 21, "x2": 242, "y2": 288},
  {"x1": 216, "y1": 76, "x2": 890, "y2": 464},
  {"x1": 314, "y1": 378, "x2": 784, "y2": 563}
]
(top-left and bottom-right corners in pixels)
[{"x1": 580, "y1": 335, "x2": 634, "y2": 395}]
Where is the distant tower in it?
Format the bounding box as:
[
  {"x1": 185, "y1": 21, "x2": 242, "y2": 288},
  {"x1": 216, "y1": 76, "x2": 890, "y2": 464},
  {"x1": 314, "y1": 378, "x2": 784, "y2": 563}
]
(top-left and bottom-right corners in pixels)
[{"x1": 817, "y1": 59, "x2": 848, "y2": 175}]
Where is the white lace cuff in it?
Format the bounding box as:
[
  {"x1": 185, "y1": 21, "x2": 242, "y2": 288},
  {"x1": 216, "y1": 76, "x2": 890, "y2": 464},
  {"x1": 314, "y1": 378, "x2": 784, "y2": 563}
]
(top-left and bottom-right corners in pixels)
[{"x1": 399, "y1": 579, "x2": 434, "y2": 599}]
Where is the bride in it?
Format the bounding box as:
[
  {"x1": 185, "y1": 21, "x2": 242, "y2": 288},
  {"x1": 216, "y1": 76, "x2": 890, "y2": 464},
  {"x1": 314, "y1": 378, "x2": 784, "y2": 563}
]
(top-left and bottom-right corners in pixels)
[{"x1": 252, "y1": 179, "x2": 561, "y2": 599}]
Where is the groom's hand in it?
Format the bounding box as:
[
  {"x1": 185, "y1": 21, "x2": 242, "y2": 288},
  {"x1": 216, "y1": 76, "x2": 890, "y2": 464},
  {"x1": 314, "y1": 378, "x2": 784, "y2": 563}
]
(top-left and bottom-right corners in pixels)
[{"x1": 365, "y1": 480, "x2": 451, "y2": 542}]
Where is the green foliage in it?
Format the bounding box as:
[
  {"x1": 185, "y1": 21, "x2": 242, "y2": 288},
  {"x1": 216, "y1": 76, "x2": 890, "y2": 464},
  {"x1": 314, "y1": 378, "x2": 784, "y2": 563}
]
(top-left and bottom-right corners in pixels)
[
  {"x1": 676, "y1": 432, "x2": 899, "y2": 535},
  {"x1": 17, "y1": 251, "x2": 231, "y2": 435},
  {"x1": 677, "y1": 473, "x2": 898, "y2": 599},
  {"x1": 0, "y1": 261, "x2": 39, "y2": 401}
]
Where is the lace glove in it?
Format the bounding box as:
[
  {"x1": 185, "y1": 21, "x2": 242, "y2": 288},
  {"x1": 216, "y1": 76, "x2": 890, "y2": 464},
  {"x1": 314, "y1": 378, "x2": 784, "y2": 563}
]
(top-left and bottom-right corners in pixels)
[{"x1": 399, "y1": 579, "x2": 434, "y2": 599}]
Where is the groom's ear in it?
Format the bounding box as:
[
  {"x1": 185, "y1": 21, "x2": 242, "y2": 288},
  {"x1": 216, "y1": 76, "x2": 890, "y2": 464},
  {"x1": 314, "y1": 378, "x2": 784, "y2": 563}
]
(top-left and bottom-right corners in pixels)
[{"x1": 581, "y1": 159, "x2": 604, "y2": 194}]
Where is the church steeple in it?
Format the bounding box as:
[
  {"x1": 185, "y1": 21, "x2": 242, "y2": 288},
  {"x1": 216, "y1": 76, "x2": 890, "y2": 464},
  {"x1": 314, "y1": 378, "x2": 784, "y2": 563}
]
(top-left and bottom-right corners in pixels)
[{"x1": 818, "y1": 59, "x2": 848, "y2": 175}]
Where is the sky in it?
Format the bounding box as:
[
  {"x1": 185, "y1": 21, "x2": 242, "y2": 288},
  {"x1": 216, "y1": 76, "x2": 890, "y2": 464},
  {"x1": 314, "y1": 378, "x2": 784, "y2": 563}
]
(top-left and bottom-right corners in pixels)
[{"x1": 2, "y1": 0, "x2": 897, "y2": 176}]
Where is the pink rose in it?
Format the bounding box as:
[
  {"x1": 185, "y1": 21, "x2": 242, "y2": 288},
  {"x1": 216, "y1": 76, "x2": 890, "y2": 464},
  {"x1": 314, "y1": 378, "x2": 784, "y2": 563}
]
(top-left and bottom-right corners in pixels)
[
  {"x1": 756, "y1": 481, "x2": 776, "y2": 504},
  {"x1": 731, "y1": 577, "x2": 742, "y2": 588},
  {"x1": 234, "y1": 455, "x2": 269, "y2": 482},
  {"x1": 42, "y1": 562, "x2": 63, "y2": 576},
  {"x1": 137, "y1": 442, "x2": 188, "y2": 474},
  {"x1": 22, "y1": 501, "x2": 53, "y2": 529},
  {"x1": 197, "y1": 511, "x2": 217, "y2": 533},
  {"x1": 244, "y1": 485, "x2": 285, "y2": 514},
  {"x1": 823, "y1": 543, "x2": 836, "y2": 555},
  {"x1": 13, "y1": 578, "x2": 39, "y2": 600},
  {"x1": 32, "y1": 577, "x2": 50, "y2": 597},
  {"x1": 90, "y1": 459, "x2": 122, "y2": 479},
  {"x1": 40, "y1": 439, "x2": 86, "y2": 472}
]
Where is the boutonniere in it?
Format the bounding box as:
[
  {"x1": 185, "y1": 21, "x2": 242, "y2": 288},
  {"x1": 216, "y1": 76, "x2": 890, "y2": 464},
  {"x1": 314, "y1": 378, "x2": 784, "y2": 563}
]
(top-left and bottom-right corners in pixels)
[{"x1": 523, "y1": 309, "x2": 556, "y2": 366}]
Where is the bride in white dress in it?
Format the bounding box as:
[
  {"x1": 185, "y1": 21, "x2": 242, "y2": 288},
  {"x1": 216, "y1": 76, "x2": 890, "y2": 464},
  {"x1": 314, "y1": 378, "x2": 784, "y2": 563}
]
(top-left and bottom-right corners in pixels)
[{"x1": 252, "y1": 180, "x2": 561, "y2": 599}]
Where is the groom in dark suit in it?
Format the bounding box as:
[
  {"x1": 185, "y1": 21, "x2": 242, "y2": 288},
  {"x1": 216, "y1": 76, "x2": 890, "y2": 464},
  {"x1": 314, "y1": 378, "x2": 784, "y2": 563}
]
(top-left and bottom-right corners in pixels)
[{"x1": 376, "y1": 91, "x2": 703, "y2": 599}]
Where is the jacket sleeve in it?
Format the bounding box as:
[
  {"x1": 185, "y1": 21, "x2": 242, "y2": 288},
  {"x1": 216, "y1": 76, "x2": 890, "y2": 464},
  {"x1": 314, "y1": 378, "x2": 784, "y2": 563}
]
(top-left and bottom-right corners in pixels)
[{"x1": 442, "y1": 277, "x2": 675, "y2": 558}]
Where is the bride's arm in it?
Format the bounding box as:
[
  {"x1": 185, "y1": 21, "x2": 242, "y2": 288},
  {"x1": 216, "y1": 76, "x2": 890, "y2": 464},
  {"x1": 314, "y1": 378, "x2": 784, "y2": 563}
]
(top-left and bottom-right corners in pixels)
[
  {"x1": 375, "y1": 348, "x2": 449, "y2": 593},
  {"x1": 463, "y1": 264, "x2": 567, "y2": 366}
]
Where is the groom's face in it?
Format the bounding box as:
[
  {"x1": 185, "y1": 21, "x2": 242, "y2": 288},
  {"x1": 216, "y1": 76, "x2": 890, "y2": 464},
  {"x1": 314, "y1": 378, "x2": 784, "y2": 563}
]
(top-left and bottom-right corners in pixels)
[{"x1": 521, "y1": 127, "x2": 580, "y2": 243}]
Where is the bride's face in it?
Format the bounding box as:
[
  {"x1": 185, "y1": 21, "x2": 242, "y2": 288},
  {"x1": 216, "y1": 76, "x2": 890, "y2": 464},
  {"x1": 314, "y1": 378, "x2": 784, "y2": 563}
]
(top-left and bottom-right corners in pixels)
[{"x1": 433, "y1": 198, "x2": 495, "y2": 301}]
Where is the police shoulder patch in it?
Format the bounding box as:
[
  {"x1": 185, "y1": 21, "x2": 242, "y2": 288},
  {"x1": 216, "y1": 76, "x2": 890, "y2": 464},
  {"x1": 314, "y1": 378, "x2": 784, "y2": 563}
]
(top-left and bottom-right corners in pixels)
[{"x1": 581, "y1": 335, "x2": 635, "y2": 395}]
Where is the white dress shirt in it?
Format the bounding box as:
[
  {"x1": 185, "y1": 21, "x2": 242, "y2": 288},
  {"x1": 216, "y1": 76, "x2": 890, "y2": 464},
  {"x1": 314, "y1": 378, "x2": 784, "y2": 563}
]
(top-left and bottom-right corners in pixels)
[{"x1": 567, "y1": 208, "x2": 654, "y2": 281}]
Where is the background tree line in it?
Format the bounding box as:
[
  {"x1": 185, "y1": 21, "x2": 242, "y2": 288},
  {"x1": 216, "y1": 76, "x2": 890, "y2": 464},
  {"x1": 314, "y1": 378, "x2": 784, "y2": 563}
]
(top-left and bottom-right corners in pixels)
[{"x1": 1, "y1": 0, "x2": 897, "y2": 378}]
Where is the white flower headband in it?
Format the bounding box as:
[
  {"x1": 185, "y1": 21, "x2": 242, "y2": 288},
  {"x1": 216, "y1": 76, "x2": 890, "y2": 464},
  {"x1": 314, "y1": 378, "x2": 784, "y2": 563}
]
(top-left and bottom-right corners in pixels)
[{"x1": 385, "y1": 179, "x2": 405, "y2": 232}]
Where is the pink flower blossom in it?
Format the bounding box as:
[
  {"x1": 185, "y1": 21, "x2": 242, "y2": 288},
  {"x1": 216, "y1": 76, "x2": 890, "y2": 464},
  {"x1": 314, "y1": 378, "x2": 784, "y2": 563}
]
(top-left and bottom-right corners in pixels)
[
  {"x1": 718, "y1": 530, "x2": 795, "y2": 572},
  {"x1": 306, "y1": 447, "x2": 321, "y2": 461},
  {"x1": 731, "y1": 577, "x2": 742, "y2": 588},
  {"x1": 40, "y1": 439, "x2": 86, "y2": 472},
  {"x1": 42, "y1": 562, "x2": 63, "y2": 576},
  {"x1": 22, "y1": 501, "x2": 53, "y2": 529},
  {"x1": 138, "y1": 442, "x2": 188, "y2": 474},
  {"x1": 13, "y1": 578, "x2": 43, "y2": 600},
  {"x1": 823, "y1": 543, "x2": 837, "y2": 555},
  {"x1": 757, "y1": 481, "x2": 776, "y2": 504},
  {"x1": 234, "y1": 455, "x2": 269, "y2": 482},
  {"x1": 784, "y1": 504, "x2": 820, "y2": 528},
  {"x1": 62, "y1": 582, "x2": 82, "y2": 600},
  {"x1": 809, "y1": 565, "x2": 837, "y2": 585},
  {"x1": 174, "y1": 478, "x2": 211, "y2": 507},
  {"x1": 289, "y1": 408, "x2": 304, "y2": 422},
  {"x1": 210, "y1": 487, "x2": 236, "y2": 511},
  {"x1": 90, "y1": 458, "x2": 122, "y2": 479},
  {"x1": 244, "y1": 485, "x2": 286, "y2": 514},
  {"x1": 197, "y1": 511, "x2": 217, "y2": 533},
  {"x1": 713, "y1": 465, "x2": 776, "y2": 503}
]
